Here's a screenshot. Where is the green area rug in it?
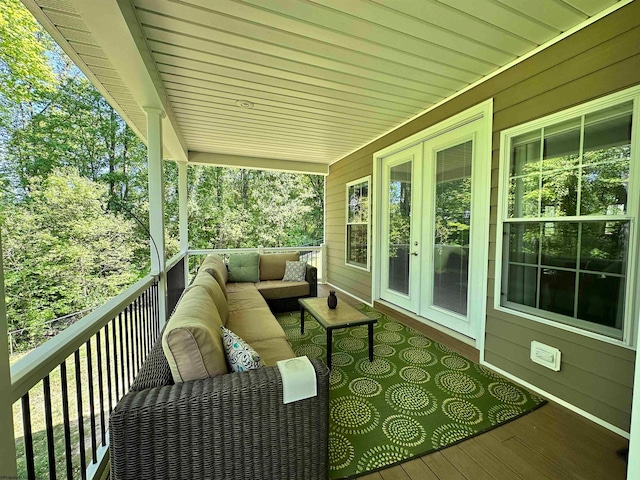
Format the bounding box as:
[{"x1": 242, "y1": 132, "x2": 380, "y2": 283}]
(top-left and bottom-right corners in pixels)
[{"x1": 276, "y1": 304, "x2": 546, "y2": 479}]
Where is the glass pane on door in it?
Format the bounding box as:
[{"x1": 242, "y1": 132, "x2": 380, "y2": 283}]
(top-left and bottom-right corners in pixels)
[
  {"x1": 433, "y1": 141, "x2": 472, "y2": 315},
  {"x1": 388, "y1": 161, "x2": 412, "y2": 294}
]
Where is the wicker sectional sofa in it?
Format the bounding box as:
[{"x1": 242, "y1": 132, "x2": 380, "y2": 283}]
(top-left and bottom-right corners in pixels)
[{"x1": 109, "y1": 253, "x2": 328, "y2": 480}]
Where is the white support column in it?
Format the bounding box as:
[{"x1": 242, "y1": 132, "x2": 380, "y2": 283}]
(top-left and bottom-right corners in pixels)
[
  {"x1": 0, "y1": 235, "x2": 18, "y2": 478},
  {"x1": 178, "y1": 161, "x2": 189, "y2": 284},
  {"x1": 628, "y1": 321, "x2": 640, "y2": 478},
  {"x1": 144, "y1": 107, "x2": 168, "y2": 325}
]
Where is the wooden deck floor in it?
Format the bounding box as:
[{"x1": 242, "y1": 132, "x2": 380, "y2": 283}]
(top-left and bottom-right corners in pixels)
[{"x1": 318, "y1": 285, "x2": 630, "y2": 480}]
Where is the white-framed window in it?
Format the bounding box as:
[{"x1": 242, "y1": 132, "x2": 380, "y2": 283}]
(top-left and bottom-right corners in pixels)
[
  {"x1": 496, "y1": 86, "x2": 640, "y2": 345},
  {"x1": 346, "y1": 176, "x2": 370, "y2": 270}
]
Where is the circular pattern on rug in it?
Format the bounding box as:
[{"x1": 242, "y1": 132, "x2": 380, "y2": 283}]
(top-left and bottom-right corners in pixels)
[
  {"x1": 488, "y1": 382, "x2": 528, "y2": 405},
  {"x1": 311, "y1": 334, "x2": 326, "y2": 345},
  {"x1": 435, "y1": 342, "x2": 456, "y2": 354},
  {"x1": 440, "y1": 355, "x2": 471, "y2": 371},
  {"x1": 355, "y1": 445, "x2": 411, "y2": 473},
  {"x1": 375, "y1": 331, "x2": 405, "y2": 345},
  {"x1": 331, "y1": 352, "x2": 355, "y2": 367},
  {"x1": 284, "y1": 328, "x2": 311, "y2": 342},
  {"x1": 373, "y1": 344, "x2": 396, "y2": 358},
  {"x1": 328, "y1": 433, "x2": 354, "y2": 471},
  {"x1": 488, "y1": 404, "x2": 525, "y2": 424},
  {"x1": 434, "y1": 371, "x2": 485, "y2": 399},
  {"x1": 399, "y1": 366, "x2": 430, "y2": 384},
  {"x1": 349, "y1": 326, "x2": 369, "y2": 338},
  {"x1": 473, "y1": 363, "x2": 504, "y2": 380},
  {"x1": 329, "y1": 367, "x2": 348, "y2": 389},
  {"x1": 337, "y1": 337, "x2": 367, "y2": 353},
  {"x1": 349, "y1": 377, "x2": 382, "y2": 398},
  {"x1": 330, "y1": 396, "x2": 380, "y2": 435},
  {"x1": 385, "y1": 384, "x2": 438, "y2": 417},
  {"x1": 355, "y1": 357, "x2": 397, "y2": 379},
  {"x1": 382, "y1": 415, "x2": 427, "y2": 447},
  {"x1": 408, "y1": 336, "x2": 432, "y2": 348},
  {"x1": 383, "y1": 321, "x2": 403, "y2": 331},
  {"x1": 431, "y1": 423, "x2": 477, "y2": 448},
  {"x1": 293, "y1": 343, "x2": 323, "y2": 359},
  {"x1": 399, "y1": 348, "x2": 438, "y2": 366},
  {"x1": 441, "y1": 398, "x2": 483, "y2": 425},
  {"x1": 278, "y1": 315, "x2": 299, "y2": 326},
  {"x1": 332, "y1": 327, "x2": 349, "y2": 337}
]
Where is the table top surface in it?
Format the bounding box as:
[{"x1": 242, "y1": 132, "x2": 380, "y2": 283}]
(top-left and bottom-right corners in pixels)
[{"x1": 299, "y1": 297, "x2": 375, "y2": 328}]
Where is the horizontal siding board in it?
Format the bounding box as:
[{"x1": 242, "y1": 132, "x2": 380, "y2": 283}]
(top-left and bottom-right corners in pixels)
[
  {"x1": 486, "y1": 307, "x2": 636, "y2": 361},
  {"x1": 486, "y1": 315, "x2": 634, "y2": 388},
  {"x1": 484, "y1": 345, "x2": 631, "y2": 431},
  {"x1": 493, "y1": 55, "x2": 640, "y2": 132}
]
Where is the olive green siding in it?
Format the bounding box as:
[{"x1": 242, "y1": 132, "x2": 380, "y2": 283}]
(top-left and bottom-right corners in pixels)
[{"x1": 326, "y1": 2, "x2": 639, "y2": 431}]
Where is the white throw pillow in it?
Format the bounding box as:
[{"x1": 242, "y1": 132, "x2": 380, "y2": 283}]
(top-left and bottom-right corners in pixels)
[
  {"x1": 221, "y1": 326, "x2": 263, "y2": 372},
  {"x1": 282, "y1": 260, "x2": 307, "y2": 282}
]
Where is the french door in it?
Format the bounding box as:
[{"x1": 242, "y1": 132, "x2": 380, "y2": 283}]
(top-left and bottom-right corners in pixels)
[{"x1": 379, "y1": 119, "x2": 489, "y2": 340}]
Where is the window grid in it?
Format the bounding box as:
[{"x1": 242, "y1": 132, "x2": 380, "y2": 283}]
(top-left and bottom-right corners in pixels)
[{"x1": 501, "y1": 97, "x2": 636, "y2": 340}]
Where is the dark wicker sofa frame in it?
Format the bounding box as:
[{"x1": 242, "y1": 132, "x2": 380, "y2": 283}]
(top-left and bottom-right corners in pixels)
[{"x1": 109, "y1": 311, "x2": 329, "y2": 480}]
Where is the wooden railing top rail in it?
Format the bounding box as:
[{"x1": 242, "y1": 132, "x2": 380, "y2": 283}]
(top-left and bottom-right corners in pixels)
[{"x1": 10, "y1": 275, "x2": 156, "y2": 403}]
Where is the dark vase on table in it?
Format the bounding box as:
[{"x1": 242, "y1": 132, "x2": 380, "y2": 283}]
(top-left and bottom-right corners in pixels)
[{"x1": 327, "y1": 290, "x2": 338, "y2": 309}]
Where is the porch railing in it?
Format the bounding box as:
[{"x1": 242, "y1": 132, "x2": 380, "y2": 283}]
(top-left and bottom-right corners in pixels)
[
  {"x1": 8, "y1": 245, "x2": 319, "y2": 479},
  {"x1": 188, "y1": 244, "x2": 326, "y2": 282},
  {"x1": 10, "y1": 275, "x2": 160, "y2": 480}
]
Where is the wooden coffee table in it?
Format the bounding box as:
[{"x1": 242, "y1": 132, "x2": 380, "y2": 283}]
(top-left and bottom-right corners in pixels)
[{"x1": 299, "y1": 297, "x2": 377, "y2": 369}]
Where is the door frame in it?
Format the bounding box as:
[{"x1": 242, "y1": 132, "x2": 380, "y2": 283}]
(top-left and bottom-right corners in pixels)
[{"x1": 372, "y1": 99, "x2": 493, "y2": 350}]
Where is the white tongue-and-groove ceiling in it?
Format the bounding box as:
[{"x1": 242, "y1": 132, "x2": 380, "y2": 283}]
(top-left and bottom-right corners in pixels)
[{"x1": 23, "y1": 0, "x2": 623, "y2": 173}]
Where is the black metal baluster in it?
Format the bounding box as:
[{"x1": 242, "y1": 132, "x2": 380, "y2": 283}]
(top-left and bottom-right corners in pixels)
[
  {"x1": 86, "y1": 339, "x2": 97, "y2": 463},
  {"x1": 21, "y1": 392, "x2": 36, "y2": 480},
  {"x1": 133, "y1": 298, "x2": 142, "y2": 375},
  {"x1": 118, "y1": 312, "x2": 125, "y2": 398},
  {"x1": 74, "y1": 350, "x2": 87, "y2": 479},
  {"x1": 105, "y1": 323, "x2": 114, "y2": 415},
  {"x1": 142, "y1": 289, "x2": 149, "y2": 357},
  {"x1": 97, "y1": 330, "x2": 106, "y2": 447},
  {"x1": 125, "y1": 304, "x2": 133, "y2": 389},
  {"x1": 43, "y1": 375, "x2": 57, "y2": 479},
  {"x1": 60, "y1": 361, "x2": 73, "y2": 480}
]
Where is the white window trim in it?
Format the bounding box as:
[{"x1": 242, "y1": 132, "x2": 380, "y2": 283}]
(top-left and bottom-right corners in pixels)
[
  {"x1": 495, "y1": 85, "x2": 640, "y2": 349},
  {"x1": 345, "y1": 175, "x2": 371, "y2": 271}
]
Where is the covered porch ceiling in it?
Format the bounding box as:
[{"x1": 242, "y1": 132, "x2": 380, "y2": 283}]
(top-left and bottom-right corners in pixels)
[{"x1": 22, "y1": 0, "x2": 626, "y2": 175}]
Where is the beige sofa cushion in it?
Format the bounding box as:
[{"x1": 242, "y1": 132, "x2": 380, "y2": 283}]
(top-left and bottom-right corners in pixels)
[
  {"x1": 200, "y1": 254, "x2": 228, "y2": 285},
  {"x1": 162, "y1": 285, "x2": 228, "y2": 383},
  {"x1": 227, "y1": 308, "x2": 287, "y2": 343},
  {"x1": 256, "y1": 280, "x2": 310, "y2": 300},
  {"x1": 259, "y1": 253, "x2": 299, "y2": 281},
  {"x1": 228, "y1": 289, "x2": 270, "y2": 312},
  {"x1": 192, "y1": 271, "x2": 229, "y2": 325},
  {"x1": 252, "y1": 337, "x2": 296, "y2": 366}
]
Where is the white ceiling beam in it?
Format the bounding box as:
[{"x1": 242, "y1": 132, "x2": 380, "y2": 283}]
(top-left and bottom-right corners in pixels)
[
  {"x1": 189, "y1": 152, "x2": 329, "y2": 176},
  {"x1": 69, "y1": 0, "x2": 188, "y2": 163}
]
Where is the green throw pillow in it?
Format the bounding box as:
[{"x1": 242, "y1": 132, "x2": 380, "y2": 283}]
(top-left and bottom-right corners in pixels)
[{"x1": 228, "y1": 252, "x2": 260, "y2": 282}]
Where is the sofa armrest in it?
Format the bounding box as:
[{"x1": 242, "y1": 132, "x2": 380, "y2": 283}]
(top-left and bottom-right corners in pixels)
[
  {"x1": 110, "y1": 359, "x2": 329, "y2": 480},
  {"x1": 305, "y1": 264, "x2": 318, "y2": 297}
]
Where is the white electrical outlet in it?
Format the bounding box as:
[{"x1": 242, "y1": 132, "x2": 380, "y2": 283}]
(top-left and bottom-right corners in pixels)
[{"x1": 530, "y1": 341, "x2": 561, "y2": 371}]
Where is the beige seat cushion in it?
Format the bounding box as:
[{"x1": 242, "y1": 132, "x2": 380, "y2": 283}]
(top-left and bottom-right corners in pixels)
[
  {"x1": 252, "y1": 337, "x2": 296, "y2": 366},
  {"x1": 226, "y1": 308, "x2": 287, "y2": 343},
  {"x1": 259, "y1": 253, "x2": 299, "y2": 281},
  {"x1": 192, "y1": 271, "x2": 229, "y2": 325},
  {"x1": 162, "y1": 285, "x2": 228, "y2": 383},
  {"x1": 228, "y1": 289, "x2": 269, "y2": 312},
  {"x1": 226, "y1": 282, "x2": 259, "y2": 294},
  {"x1": 255, "y1": 280, "x2": 310, "y2": 300}
]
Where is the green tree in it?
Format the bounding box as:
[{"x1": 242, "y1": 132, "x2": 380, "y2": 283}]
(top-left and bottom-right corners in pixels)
[{"x1": 1, "y1": 169, "x2": 144, "y2": 349}]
